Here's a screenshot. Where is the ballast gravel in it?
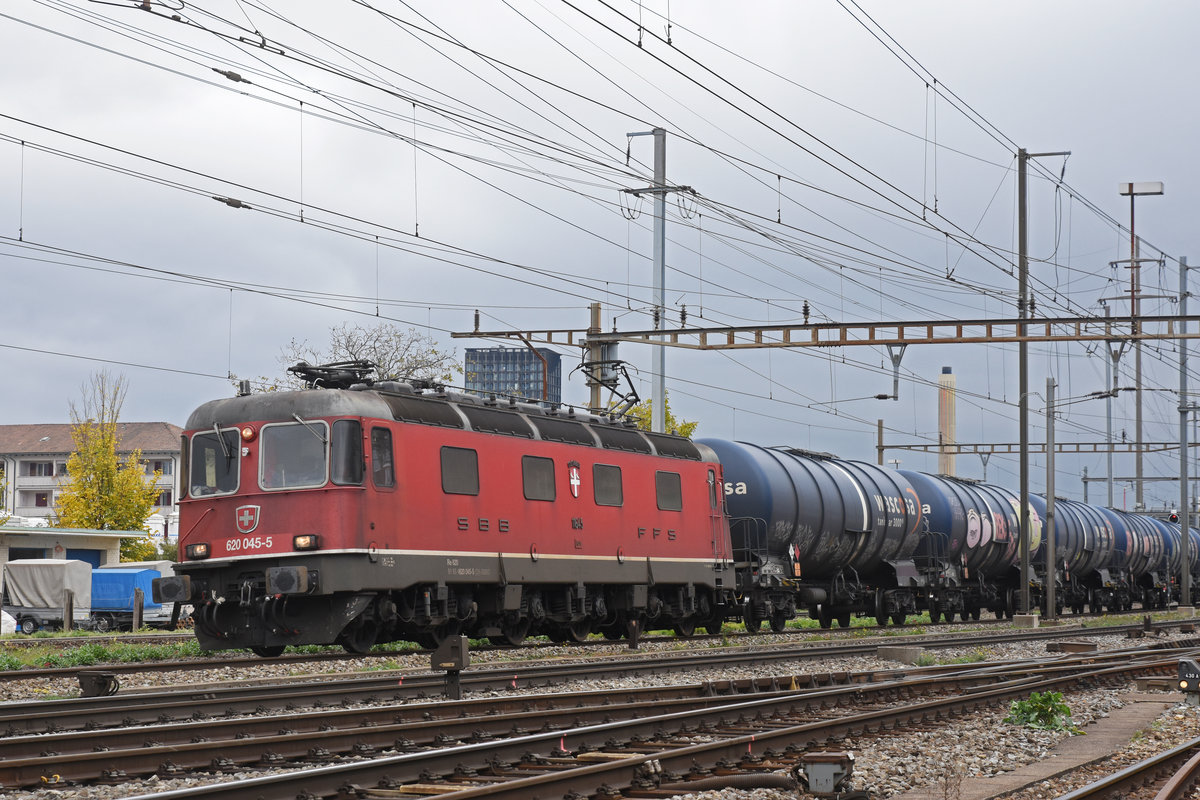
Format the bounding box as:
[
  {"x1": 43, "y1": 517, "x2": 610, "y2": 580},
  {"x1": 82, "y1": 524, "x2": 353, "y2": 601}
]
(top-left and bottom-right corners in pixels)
[{"x1": 2, "y1": 626, "x2": 1198, "y2": 800}]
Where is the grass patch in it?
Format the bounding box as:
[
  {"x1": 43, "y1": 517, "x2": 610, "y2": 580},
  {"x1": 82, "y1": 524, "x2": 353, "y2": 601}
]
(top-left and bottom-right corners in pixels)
[{"x1": 1004, "y1": 690, "x2": 1084, "y2": 734}]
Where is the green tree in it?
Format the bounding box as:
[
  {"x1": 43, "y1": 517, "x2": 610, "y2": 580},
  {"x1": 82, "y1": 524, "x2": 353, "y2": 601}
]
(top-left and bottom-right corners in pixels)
[
  {"x1": 158, "y1": 540, "x2": 178, "y2": 562},
  {"x1": 52, "y1": 371, "x2": 162, "y2": 559},
  {"x1": 622, "y1": 394, "x2": 699, "y2": 438}
]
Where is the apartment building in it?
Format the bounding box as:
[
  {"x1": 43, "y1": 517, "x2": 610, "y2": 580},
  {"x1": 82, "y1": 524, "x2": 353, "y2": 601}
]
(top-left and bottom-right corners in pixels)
[{"x1": 0, "y1": 422, "x2": 182, "y2": 538}]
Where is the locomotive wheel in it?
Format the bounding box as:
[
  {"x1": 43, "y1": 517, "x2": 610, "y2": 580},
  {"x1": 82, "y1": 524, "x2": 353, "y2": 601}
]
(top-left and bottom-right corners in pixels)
[
  {"x1": 673, "y1": 620, "x2": 696, "y2": 638},
  {"x1": 251, "y1": 645, "x2": 286, "y2": 658},
  {"x1": 836, "y1": 612, "x2": 851, "y2": 628},
  {"x1": 817, "y1": 606, "x2": 833, "y2": 629},
  {"x1": 769, "y1": 611, "x2": 788, "y2": 633},
  {"x1": 890, "y1": 612, "x2": 906, "y2": 626},
  {"x1": 416, "y1": 621, "x2": 459, "y2": 650},
  {"x1": 489, "y1": 618, "x2": 530, "y2": 647},
  {"x1": 566, "y1": 618, "x2": 592, "y2": 642},
  {"x1": 341, "y1": 618, "x2": 380, "y2": 654}
]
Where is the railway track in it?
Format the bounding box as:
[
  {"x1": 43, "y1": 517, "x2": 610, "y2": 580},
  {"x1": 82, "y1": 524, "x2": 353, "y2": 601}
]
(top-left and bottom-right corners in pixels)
[
  {"x1": 1, "y1": 616, "x2": 1185, "y2": 688},
  {"x1": 11, "y1": 646, "x2": 1177, "y2": 799}
]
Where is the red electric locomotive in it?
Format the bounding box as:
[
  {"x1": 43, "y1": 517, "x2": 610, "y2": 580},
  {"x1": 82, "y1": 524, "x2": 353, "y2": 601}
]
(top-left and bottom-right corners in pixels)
[{"x1": 154, "y1": 363, "x2": 734, "y2": 654}]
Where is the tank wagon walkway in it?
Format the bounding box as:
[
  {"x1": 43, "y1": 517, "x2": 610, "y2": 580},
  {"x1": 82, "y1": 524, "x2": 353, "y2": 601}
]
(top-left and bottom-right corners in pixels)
[{"x1": 889, "y1": 692, "x2": 1173, "y2": 800}]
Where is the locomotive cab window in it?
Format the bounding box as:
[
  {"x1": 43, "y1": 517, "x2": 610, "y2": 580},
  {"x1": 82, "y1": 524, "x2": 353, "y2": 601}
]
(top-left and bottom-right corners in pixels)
[
  {"x1": 261, "y1": 421, "x2": 329, "y2": 489},
  {"x1": 522, "y1": 456, "x2": 556, "y2": 501},
  {"x1": 655, "y1": 470, "x2": 683, "y2": 511},
  {"x1": 441, "y1": 446, "x2": 479, "y2": 495},
  {"x1": 331, "y1": 420, "x2": 364, "y2": 485},
  {"x1": 189, "y1": 428, "x2": 240, "y2": 497},
  {"x1": 593, "y1": 464, "x2": 623, "y2": 506},
  {"x1": 371, "y1": 427, "x2": 395, "y2": 488}
]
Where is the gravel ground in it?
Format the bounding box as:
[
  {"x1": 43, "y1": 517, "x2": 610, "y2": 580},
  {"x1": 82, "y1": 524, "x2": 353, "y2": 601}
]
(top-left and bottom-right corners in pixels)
[{"x1": 2, "y1": 627, "x2": 1197, "y2": 800}]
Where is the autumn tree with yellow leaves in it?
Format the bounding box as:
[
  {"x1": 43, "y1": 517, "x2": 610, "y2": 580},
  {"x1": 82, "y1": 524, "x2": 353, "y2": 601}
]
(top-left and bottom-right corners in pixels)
[
  {"x1": 53, "y1": 371, "x2": 161, "y2": 560},
  {"x1": 622, "y1": 394, "x2": 699, "y2": 438}
]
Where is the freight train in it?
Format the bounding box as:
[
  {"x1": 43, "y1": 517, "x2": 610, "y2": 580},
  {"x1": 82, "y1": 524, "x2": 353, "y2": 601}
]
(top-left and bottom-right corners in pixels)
[{"x1": 153, "y1": 363, "x2": 1197, "y2": 655}]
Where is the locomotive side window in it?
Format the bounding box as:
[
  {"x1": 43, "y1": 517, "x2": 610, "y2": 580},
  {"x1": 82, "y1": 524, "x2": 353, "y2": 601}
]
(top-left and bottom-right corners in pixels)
[
  {"x1": 593, "y1": 464, "x2": 623, "y2": 506},
  {"x1": 371, "y1": 427, "x2": 395, "y2": 488},
  {"x1": 441, "y1": 446, "x2": 479, "y2": 495},
  {"x1": 522, "y1": 456, "x2": 556, "y2": 501},
  {"x1": 332, "y1": 420, "x2": 364, "y2": 485},
  {"x1": 655, "y1": 470, "x2": 683, "y2": 511},
  {"x1": 179, "y1": 435, "x2": 190, "y2": 499},
  {"x1": 189, "y1": 428, "x2": 240, "y2": 496},
  {"x1": 261, "y1": 421, "x2": 329, "y2": 489}
]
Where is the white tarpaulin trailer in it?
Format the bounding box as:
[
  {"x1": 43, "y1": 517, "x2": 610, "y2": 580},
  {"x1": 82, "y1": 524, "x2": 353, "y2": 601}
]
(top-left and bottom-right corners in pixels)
[{"x1": 2, "y1": 559, "x2": 92, "y2": 630}]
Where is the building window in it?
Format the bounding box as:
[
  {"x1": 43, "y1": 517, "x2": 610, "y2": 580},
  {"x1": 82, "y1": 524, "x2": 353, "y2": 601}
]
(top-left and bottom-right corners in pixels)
[
  {"x1": 56, "y1": 462, "x2": 69, "y2": 476},
  {"x1": 593, "y1": 464, "x2": 623, "y2": 507},
  {"x1": 522, "y1": 456, "x2": 556, "y2": 501},
  {"x1": 441, "y1": 447, "x2": 479, "y2": 496},
  {"x1": 156, "y1": 490, "x2": 174, "y2": 506},
  {"x1": 25, "y1": 461, "x2": 53, "y2": 477},
  {"x1": 145, "y1": 459, "x2": 174, "y2": 476},
  {"x1": 655, "y1": 471, "x2": 682, "y2": 511},
  {"x1": 34, "y1": 491, "x2": 50, "y2": 508}
]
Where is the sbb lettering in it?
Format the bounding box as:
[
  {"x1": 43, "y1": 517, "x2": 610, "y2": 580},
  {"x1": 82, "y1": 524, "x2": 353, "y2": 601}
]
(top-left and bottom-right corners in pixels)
[{"x1": 456, "y1": 518, "x2": 511, "y2": 533}]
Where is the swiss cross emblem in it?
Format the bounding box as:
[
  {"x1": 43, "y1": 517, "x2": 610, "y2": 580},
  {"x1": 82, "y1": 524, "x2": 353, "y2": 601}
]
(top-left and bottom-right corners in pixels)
[
  {"x1": 235, "y1": 505, "x2": 260, "y2": 534},
  {"x1": 567, "y1": 461, "x2": 581, "y2": 498}
]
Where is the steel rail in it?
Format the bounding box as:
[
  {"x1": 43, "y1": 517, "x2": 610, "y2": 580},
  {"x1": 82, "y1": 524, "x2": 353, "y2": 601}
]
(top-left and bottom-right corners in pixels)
[{"x1": 104, "y1": 653, "x2": 1180, "y2": 800}]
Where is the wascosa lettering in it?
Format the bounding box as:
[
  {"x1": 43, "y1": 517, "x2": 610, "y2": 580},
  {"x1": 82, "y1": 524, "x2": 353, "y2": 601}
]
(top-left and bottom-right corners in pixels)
[{"x1": 723, "y1": 482, "x2": 748, "y2": 495}]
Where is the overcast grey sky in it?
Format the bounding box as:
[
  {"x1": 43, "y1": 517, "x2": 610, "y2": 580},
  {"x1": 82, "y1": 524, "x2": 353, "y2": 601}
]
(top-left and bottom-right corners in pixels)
[{"x1": 2, "y1": 1, "x2": 1196, "y2": 508}]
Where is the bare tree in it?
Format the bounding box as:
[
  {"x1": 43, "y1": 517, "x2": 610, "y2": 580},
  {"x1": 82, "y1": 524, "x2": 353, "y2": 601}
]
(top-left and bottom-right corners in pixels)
[{"x1": 274, "y1": 322, "x2": 460, "y2": 389}]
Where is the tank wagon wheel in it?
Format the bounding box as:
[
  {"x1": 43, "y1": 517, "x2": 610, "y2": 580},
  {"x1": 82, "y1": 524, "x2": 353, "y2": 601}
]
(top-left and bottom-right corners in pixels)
[
  {"x1": 742, "y1": 609, "x2": 762, "y2": 633},
  {"x1": 890, "y1": 612, "x2": 906, "y2": 626},
  {"x1": 970, "y1": 606, "x2": 981, "y2": 621},
  {"x1": 672, "y1": 620, "x2": 696, "y2": 638},
  {"x1": 836, "y1": 612, "x2": 851, "y2": 629},
  {"x1": 251, "y1": 645, "x2": 286, "y2": 658},
  {"x1": 19, "y1": 618, "x2": 36, "y2": 634},
  {"x1": 817, "y1": 606, "x2": 833, "y2": 630},
  {"x1": 704, "y1": 621, "x2": 724, "y2": 635},
  {"x1": 928, "y1": 606, "x2": 941, "y2": 624},
  {"x1": 874, "y1": 590, "x2": 888, "y2": 627},
  {"x1": 488, "y1": 618, "x2": 531, "y2": 647},
  {"x1": 769, "y1": 610, "x2": 788, "y2": 633}
]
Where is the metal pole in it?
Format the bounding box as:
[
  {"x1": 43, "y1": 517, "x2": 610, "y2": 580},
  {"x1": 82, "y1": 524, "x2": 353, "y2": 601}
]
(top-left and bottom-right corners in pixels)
[
  {"x1": 587, "y1": 302, "x2": 602, "y2": 411},
  {"x1": 1046, "y1": 377, "x2": 1056, "y2": 621},
  {"x1": 1106, "y1": 307, "x2": 1115, "y2": 508},
  {"x1": 651, "y1": 127, "x2": 667, "y2": 433},
  {"x1": 1181, "y1": 256, "x2": 1191, "y2": 608},
  {"x1": 1134, "y1": 220, "x2": 1144, "y2": 509},
  {"x1": 1017, "y1": 148, "x2": 1030, "y2": 616}
]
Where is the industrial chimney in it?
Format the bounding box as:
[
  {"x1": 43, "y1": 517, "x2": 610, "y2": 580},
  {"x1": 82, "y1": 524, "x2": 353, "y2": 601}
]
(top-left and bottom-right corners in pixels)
[{"x1": 938, "y1": 366, "x2": 956, "y2": 476}]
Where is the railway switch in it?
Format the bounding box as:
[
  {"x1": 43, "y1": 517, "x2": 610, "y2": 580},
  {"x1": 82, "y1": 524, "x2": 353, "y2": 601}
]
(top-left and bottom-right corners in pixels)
[
  {"x1": 432, "y1": 635, "x2": 470, "y2": 700},
  {"x1": 1179, "y1": 658, "x2": 1200, "y2": 706}
]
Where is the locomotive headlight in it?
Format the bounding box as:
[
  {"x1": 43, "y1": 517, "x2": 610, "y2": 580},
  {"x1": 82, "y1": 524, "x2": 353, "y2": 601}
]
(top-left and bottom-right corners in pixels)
[
  {"x1": 186, "y1": 542, "x2": 211, "y2": 560},
  {"x1": 293, "y1": 534, "x2": 320, "y2": 551},
  {"x1": 240, "y1": 425, "x2": 257, "y2": 442}
]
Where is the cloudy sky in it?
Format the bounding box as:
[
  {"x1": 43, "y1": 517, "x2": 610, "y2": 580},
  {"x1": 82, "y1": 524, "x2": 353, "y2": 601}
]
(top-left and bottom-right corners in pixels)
[{"x1": 2, "y1": 1, "x2": 1197, "y2": 508}]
